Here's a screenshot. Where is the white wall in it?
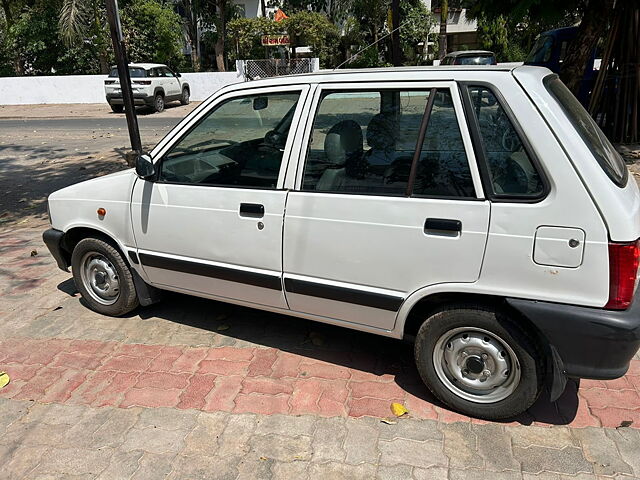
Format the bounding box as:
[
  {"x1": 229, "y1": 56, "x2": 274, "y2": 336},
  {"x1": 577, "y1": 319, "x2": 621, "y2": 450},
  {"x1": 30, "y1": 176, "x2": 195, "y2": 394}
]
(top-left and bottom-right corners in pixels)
[{"x1": 0, "y1": 71, "x2": 244, "y2": 106}]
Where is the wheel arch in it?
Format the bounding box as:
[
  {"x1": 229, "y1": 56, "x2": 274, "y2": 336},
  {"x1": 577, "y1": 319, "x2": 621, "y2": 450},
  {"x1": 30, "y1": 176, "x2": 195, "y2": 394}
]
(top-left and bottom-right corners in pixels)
[
  {"x1": 153, "y1": 87, "x2": 165, "y2": 97},
  {"x1": 60, "y1": 226, "x2": 130, "y2": 268},
  {"x1": 398, "y1": 287, "x2": 560, "y2": 398}
]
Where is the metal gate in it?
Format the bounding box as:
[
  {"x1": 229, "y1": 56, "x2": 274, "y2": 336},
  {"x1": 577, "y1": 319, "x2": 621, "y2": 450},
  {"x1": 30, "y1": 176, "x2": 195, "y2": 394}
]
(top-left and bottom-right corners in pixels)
[{"x1": 243, "y1": 59, "x2": 314, "y2": 81}]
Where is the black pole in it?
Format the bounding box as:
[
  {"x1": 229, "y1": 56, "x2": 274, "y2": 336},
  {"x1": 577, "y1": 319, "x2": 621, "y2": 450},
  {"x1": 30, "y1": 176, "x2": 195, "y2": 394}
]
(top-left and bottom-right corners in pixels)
[
  {"x1": 391, "y1": 0, "x2": 401, "y2": 66},
  {"x1": 105, "y1": 0, "x2": 142, "y2": 161}
]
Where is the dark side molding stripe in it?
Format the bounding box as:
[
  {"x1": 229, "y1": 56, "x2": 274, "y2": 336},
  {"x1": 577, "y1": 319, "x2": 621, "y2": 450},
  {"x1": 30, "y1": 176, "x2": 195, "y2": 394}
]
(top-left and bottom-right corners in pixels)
[
  {"x1": 138, "y1": 252, "x2": 282, "y2": 291},
  {"x1": 284, "y1": 277, "x2": 404, "y2": 312}
]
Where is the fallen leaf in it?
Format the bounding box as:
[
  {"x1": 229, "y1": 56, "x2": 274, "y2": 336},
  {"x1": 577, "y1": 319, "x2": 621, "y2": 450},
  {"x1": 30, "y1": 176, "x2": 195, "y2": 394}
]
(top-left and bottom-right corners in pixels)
[
  {"x1": 30, "y1": 250, "x2": 37, "y2": 256},
  {"x1": 617, "y1": 420, "x2": 633, "y2": 428},
  {"x1": 380, "y1": 418, "x2": 397, "y2": 425},
  {"x1": 259, "y1": 456, "x2": 268, "y2": 461},
  {"x1": 390, "y1": 402, "x2": 408, "y2": 417},
  {"x1": 0, "y1": 372, "x2": 10, "y2": 389}
]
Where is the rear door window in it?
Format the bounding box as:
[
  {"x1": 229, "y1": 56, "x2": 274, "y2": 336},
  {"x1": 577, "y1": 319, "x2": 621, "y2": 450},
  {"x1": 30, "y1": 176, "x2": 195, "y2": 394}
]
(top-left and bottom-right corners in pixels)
[
  {"x1": 544, "y1": 75, "x2": 627, "y2": 187},
  {"x1": 301, "y1": 88, "x2": 475, "y2": 198}
]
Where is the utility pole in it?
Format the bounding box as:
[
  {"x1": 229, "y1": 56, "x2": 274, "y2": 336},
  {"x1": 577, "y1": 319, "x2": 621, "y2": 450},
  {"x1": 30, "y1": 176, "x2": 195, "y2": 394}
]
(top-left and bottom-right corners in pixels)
[
  {"x1": 391, "y1": 0, "x2": 401, "y2": 66},
  {"x1": 105, "y1": 0, "x2": 142, "y2": 164}
]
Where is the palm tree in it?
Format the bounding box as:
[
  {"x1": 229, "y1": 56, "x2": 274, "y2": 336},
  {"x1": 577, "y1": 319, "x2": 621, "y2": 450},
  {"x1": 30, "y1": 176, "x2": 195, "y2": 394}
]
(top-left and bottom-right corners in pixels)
[{"x1": 59, "y1": 0, "x2": 110, "y2": 73}]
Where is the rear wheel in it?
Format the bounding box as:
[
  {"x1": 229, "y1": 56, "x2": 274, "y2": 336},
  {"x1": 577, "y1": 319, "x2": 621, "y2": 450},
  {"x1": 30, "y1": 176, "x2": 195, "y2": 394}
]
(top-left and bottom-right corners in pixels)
[
  {"x1": 71, "y1": 237, "x2": 138, "y2": 316},
  {"x1": 154, "y1": 93, "x2": 165, "y2": 113},
  {"x1": 110, "y1": 104, "x2": 123, "y2": 113},
  {"x1": 180, "y1": 87, "x2": 190, "y2": 105},
  {"x1": 414, "y1": 305, "x2": 544, "y2": 420}
]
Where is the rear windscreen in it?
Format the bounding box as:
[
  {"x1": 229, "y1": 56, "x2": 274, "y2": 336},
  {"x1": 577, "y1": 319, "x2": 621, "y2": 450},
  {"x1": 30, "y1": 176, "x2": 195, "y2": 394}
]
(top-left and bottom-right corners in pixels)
[
  {"x1": 109, "y1": 67, "x2": 147, "y2": 78},
  {"x1": 544, "y1": 75, "x2": 627, "y2": 187}
]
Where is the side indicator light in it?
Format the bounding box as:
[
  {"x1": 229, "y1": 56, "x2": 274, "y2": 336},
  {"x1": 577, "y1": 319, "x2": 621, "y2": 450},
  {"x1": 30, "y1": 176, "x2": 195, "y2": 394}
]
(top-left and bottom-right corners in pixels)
[{"x1": 97, "y1": 208, "x2": 107, "y2": 217}]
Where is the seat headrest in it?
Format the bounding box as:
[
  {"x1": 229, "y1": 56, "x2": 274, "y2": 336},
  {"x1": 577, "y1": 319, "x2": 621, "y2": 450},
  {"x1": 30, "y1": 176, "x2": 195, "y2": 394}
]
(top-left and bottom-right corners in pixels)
[
  {"x1": 324, "y1": 120, "x2": 363, "y2": 165},
  {"x1": 366, "y1": 113, "x2": 397, "y2": 151}
]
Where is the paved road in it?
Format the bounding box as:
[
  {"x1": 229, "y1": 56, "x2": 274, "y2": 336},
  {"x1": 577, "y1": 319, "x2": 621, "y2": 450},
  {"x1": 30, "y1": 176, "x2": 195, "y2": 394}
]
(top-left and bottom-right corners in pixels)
[{"x1": 0, "y1": 113, "x2": 185, "y2": 225}]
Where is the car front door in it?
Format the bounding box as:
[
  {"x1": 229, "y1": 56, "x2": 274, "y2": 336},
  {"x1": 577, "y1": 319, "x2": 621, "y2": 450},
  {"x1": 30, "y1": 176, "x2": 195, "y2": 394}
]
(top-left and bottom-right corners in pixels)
[
  {"x1": 131, "y1": 85, "x2": 309, "y2": 308},
  {"x1": 163, "y1": 67, "x2": 181, "y2": 97},
  {"x1": 282, "y1": 82, "x2": 490, "y2": 331}
]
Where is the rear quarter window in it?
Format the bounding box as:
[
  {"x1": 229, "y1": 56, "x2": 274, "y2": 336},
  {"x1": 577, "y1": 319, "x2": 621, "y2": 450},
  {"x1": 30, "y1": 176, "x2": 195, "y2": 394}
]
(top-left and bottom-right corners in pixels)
[{"x1": 544, "y1": 75, "x2": 628, "y2": 187}]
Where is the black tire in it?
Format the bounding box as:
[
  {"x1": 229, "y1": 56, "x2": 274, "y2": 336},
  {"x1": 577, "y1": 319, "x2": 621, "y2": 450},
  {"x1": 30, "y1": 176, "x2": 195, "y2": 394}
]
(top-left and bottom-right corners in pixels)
[
  {"x1": 414, "y1": 304, "x2": 544, "y2": 420},
  {"x1": 180, "y1": 87, "x2": 190, "y2": 105},
  {"x1": 71, "y1": 237, "x2": 139, "y2": 317},
  {"x1": 154, "y1": 93, "x2": 165, "y2": 113},
  {"x1": 110, "y1": 104, "x2": 124, "y2": 113}
]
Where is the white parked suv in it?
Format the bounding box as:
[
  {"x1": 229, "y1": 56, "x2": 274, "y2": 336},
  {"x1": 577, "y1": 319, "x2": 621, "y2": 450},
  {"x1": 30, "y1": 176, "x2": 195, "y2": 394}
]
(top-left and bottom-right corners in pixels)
[
  {"x1": 104, "y1": 63, "x2": 190, "y2": 113},
  {"x1": 44, "y1": 66, "x2": 640, "y2": 420}
]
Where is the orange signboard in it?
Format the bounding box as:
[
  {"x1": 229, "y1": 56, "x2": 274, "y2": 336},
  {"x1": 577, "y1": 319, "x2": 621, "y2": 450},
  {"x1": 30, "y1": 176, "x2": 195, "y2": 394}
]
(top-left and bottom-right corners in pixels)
[{"x1": 261, "y1": 35, "x2": 290, "y2": 46}]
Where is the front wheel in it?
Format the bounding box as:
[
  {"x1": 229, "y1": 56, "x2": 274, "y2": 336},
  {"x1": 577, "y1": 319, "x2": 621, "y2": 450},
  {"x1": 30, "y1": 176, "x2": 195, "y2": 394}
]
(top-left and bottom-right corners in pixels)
[
  {"x1": 110, "y1": 104, "x2": 123, "y2": 113},
  {"x1": 414, "y1": 305, "x2": 544, "y2": 420},
  {"x1": 71, "y1": 237, "x2": 139, "y2": 316}
]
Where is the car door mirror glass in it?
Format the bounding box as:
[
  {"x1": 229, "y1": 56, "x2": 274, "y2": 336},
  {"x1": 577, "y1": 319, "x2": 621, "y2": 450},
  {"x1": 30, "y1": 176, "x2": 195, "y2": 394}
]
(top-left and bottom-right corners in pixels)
[
  {"x1": 135, "y1": 153, "x2": 155, "y2": 179},
  {"x1": 253, "y1": 97, "x2": 268, "y2": 111}
]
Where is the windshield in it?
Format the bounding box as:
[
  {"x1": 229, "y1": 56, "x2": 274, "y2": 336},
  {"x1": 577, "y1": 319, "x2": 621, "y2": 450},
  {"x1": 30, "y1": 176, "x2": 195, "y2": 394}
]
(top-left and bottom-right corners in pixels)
[
  {"x1": 456, "y1": 55, "x2": 494, "y2": 65},
  {"x1": 526, "y1": 35, "x2": 554, "y2": 63},
  {"x1": 544, "y1": 75, "x2": 627, "y2": 187},
  {"x1": 108, "y1": 67, "x2": 147, "y2": 78}
]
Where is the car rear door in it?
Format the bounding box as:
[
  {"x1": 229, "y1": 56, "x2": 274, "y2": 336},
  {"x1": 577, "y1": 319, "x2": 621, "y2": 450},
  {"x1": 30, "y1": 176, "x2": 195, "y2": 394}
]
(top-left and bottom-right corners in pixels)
[
  {"x1": 282, "y1": 82, "x2": 490, "y2": 331},
  {"x1": 131, "y1": 84, "x2": 310, "y2": 308}
]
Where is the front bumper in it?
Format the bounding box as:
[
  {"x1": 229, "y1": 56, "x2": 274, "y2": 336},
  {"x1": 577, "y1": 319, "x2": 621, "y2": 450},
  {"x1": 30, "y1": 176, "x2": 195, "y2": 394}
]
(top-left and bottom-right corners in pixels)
[
  {"x1": 42, "y1": 228, "x2": 69, "y2": 271},
  {"x1": 106, "y1": 93, "x2": 153, "y2": 106},
  {"x1": 508, "y1": 296, "x2": 640, "y2": 380}
]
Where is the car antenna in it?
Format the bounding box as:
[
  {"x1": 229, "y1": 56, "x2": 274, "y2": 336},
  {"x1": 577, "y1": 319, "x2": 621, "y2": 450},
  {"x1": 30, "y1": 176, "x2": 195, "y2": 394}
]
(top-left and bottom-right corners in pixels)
[{"x1": 334, "y1": 20, "x2": 411, "y2": 70}]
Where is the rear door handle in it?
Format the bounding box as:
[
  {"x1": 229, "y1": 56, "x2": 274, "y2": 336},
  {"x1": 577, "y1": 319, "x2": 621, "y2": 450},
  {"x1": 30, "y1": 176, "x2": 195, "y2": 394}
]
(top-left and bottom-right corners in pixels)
[
  {"x1": 424, "y1": 218, "x2": 462, "y2": 234},
  {"x1": 239, "y1": 203, "x2": 265, "y2": 217}
]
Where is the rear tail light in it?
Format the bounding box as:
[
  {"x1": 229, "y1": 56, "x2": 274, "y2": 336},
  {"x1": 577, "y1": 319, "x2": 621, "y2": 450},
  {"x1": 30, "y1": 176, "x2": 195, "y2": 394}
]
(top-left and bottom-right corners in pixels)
[
  {"x1": 133, "y1": 80, "x2": 152, "y2": 85},
  {"x1": 605, "y1": 240, "x2": 640, "y2": 310}
]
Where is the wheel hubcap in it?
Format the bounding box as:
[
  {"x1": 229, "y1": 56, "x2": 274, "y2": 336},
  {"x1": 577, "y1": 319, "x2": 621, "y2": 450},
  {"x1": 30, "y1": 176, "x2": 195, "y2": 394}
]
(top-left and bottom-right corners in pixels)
[
  {"x1": 433, "y1": 327, "x2": 521, "y2": 403},
  {"x1": 80, "y1": 252, "x2": 120, "y2": 305}
]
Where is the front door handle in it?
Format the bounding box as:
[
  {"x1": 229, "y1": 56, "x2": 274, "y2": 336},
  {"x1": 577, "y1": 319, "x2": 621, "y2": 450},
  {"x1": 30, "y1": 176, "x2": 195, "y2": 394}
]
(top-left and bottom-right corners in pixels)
[
  {"x1": 239, "y1": 203, "x2": 265, "y2": 218},
  {"x1": 424, "y1": 218, "x2": 462, "y2": 234}
]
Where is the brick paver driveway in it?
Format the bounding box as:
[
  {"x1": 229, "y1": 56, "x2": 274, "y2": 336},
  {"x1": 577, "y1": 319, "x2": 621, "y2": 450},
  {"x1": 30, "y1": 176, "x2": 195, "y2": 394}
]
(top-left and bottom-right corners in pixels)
[{"x1": 2, "y1": 219, "x2": 640, "y2": 479}]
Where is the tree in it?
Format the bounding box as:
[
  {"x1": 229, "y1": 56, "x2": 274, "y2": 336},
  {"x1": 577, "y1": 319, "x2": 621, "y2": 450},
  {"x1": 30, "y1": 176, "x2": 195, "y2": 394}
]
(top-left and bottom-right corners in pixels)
[
  {"x1": 228, "y1": 12, "x2": 340, "y2": 68},
  {"x1": 467, "y1": 0, "x2": 613, "y2": 95},
  {"x1": 59, "y1": 0, "x2": 111, "y2": 72},
  {"x1": 399, "y1": 0, "x2": 437, "y2": 64},
  {"x1": 121, "y1": 0, "x2": 185, "y2": 69},
  {"x1": 438, "y1": 0, "x2": 447, "y2": 59}
]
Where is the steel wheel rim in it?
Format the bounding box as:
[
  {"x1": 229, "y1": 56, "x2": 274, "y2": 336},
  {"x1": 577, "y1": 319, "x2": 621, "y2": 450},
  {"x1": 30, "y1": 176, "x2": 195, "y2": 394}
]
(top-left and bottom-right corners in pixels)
[
  {"x1": 79, "y1": 251, "x2": 120, "y2": 305},
  {"x1": 156, "y1": 96, "x2": 164, "y2": 111},
  {"x1": 432, "y1": 326, "x2": 521, "y2": 403}
]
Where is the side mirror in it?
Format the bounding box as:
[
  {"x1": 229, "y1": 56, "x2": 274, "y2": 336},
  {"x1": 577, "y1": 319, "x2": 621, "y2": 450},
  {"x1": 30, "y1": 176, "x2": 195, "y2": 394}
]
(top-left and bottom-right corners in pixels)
[
  {"x1": 175, "y1": 72, "x2": 181, "y2": 77},
  {"x1": 135, "y1": 153, "x2": 156, "y2": 179}
]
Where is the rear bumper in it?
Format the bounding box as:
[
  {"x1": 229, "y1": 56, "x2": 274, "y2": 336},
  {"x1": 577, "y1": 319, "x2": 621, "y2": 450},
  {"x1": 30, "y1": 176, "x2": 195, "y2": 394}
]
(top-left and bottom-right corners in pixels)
[
  {"x1": 106, "y1": 93, "x2": 153, "y2": 106},
  {"x1": 508, "y1": 296, "x2": 640, "y2": 380},
  {"x1": 42, "y1": 228, "x2": 69, "y2": 271}
]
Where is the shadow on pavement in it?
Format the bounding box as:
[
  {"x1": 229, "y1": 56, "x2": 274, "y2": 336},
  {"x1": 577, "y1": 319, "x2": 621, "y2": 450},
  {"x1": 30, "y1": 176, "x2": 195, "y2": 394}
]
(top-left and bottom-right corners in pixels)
[{"x1": 57, "y1": 283, "x2": 580, "y2": 426}]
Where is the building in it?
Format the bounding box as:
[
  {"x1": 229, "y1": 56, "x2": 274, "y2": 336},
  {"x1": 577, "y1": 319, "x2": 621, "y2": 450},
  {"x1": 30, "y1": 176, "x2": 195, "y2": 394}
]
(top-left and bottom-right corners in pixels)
[{"x1": 424, "y1": 0, "x2": 481, "y2": 52}]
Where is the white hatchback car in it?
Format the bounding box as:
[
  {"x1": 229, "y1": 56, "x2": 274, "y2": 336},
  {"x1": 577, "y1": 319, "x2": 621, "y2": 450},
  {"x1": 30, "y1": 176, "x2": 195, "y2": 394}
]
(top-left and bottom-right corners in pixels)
[
  {"x1": 44, "y1": 66, "x2": 640, "y2": 420},
  {"x1": 104, "y1": 63, "x2": 190, "y2": 113}
]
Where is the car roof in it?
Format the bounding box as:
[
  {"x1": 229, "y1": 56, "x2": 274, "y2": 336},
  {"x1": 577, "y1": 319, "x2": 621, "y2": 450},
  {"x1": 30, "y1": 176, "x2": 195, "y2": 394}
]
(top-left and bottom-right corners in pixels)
[
  {"x1": 228, "y1": 65, "x2": 519, "y2": 90},
  {"x1": 110, "y1": 63, "x2": 166, "y2": 70},
  {"x1": 445, "y1": 50, "x2": 495, "y2": 57}
]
